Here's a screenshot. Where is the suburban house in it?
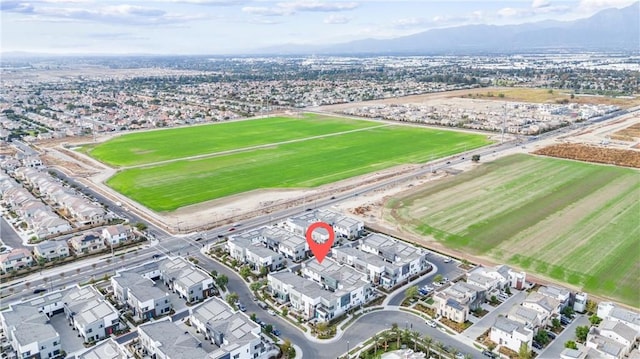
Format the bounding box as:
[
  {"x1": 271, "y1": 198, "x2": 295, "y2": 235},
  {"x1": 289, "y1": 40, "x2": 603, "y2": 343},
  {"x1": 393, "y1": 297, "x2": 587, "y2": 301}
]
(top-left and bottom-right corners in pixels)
[
  {"x1": 67, "y1": 231, "x2": 106, "y2": 254},
  {"x1": 158, "y1": 257, "x2": 215, "y2": 303},
  {"x1": 597, "y1": 302, "x2": 640, "y2": 332},
  {"x1": 0, "y1": 304, "x2": 62, "y2": 359},
  {"x1": 586, "y1": 319, "x2": 638, "y2": 359},
  {"x1": 284, "y1": 209, "x2": 364, "y2": 240},
  {"x1": 111, "y1": 271, "x2": 171, "y2": 321},
  {"x1": 33, "y1": 240, "x2": 70, "y2": 261},
  {"x1": 521, "y1": 292, "x2": 560, "y2": 327},
  {"x1": 101, "y1": 224, "x2": 133, "y2": 245},
  {"x1": 31, "y1": 210, "x2": 72, "y2": 238},
  {"x1": 333, "y1": 245, "x2": 392, "y2": 285},
  {"x1": 357, "y1": 233, "x2": 429, "y2": 288},
  {"x1": 137, "y1": 319, "x2": 210, "y2": 359},
  {"x1": 62, "y1": 286, "x2": 120, "y2": 343},
  {"x1": 466, "y1": 265, "x2": 527, "y2": 291},
  {"x1": 229, "y1": 226, "x2": 309, "y2": 263},
  {"x1": 507, "y1": 305, "x2": 542, "y2": 330},
  {"x1": 538, "y1": 285, "x2": 571, "y2": 310},
  {"x1": 190, "y1": 297, "x2": 269, "y2": 359},
  {"x1": 490, "y1": 316, "x2": 534, "y2": 354},
  {"x1": 269, "y1": 264, "x2": 373, "y2": 322},
  {"x1": 75, "y1": 338, "x2": 132, "y2": 359},
  {"x1": 0, "y1": 248, "x2": 33, "y2": 273},
  {"x1": 227, "y1": 236, "x2": 284, "y2": 272},
  {"x1": 586, "y1": 331, "x2": 628, "y2": 359},
  {"x1": 65, "y1": 197, "x2": 106, "y2": 226},
  {"x1": 433, "y1": 281, "x2": 485, "y2": 323}
]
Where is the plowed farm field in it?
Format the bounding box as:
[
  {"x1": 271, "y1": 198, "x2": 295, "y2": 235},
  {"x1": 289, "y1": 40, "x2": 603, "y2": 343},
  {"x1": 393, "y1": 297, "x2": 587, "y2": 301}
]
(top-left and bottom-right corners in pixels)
[{"x1": 387, "y1": 154, "x2": 640, "y2": 306}]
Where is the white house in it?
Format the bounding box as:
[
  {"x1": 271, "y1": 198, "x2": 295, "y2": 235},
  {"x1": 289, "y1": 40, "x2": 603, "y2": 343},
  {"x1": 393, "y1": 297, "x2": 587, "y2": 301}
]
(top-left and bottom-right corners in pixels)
[
  {"x1": 62, "y1": 286, "x2": 120, "y2": 343},
  {"x1": 33, "y1": 240, "x2": 70, "y2": 261},
  {"x1": 490, "y1": 316, "x2": 533, "y2": 353},
  {"x1": 101, "y1": 224, "x2": 133, "y2": 245},
  {"x1": 597, "y1": 302, "x2": 640, "y2": 332},
  {"x1": 0, "y1": 248, "x2": 33, "y2": 272},
  {"x1": 0, "y1": 304, "x2": 61, "y2": 359},
  {"x1": 521, "y1": 292, "x2": 560, "y2": 327},
  {"x1": 137, "y1": 319, "x2": 209, "y2": 358},
  {"x1": 190, "y1": 297, "x2": 269, "y2": 359},
  {"x1": 159, "y1": 257, "x2": 215, "y2": 303}
]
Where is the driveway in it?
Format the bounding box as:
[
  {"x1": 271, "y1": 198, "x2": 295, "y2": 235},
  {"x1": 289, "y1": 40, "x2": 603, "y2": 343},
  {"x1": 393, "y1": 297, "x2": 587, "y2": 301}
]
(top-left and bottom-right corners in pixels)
[
  {"x1": 1, "y1": 216, "x2": 26, "y2": 250},
  {"x1": 464, "y1": 290, "x2": 527, "y2": 341}
]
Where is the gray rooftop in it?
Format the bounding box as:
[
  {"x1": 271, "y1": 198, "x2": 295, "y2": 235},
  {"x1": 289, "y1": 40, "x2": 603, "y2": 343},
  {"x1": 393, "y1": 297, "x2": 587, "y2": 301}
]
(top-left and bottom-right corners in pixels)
[
  {"x1": 63, "y1": 286, "x2": 117, "y2": 327},
  {"x1": 138, "y1": 320, "x2": 209, "y2": 359},
  {"x1": 76, "y1": 338, "x2": 129, "y2": 359},
  {"x1": 269, "y1": 271, "x2": 336, "y2": 302},
  {"x1": 190, "y1": 297, "x2": 260, "y2": 354},
  {"x1": 159, "y1": 257, "x2": 210, "y2": 289},
  {"x1": 303, "y1": 257, "x2": 368, "y2": 294},
  {"x1": 599, "y1": 319, "x2": 637, "y2": 343},
  {"x1": 493, "y1": 316, "x2": 531, "y2": 336},
  {"x1": 360, "y1": 233, "x2": 424, "y2": 265},
  {"x1": 1, "y1": 304, "x2": 59, "y2": 347},
  {"x1": 333, "y1": 245, "x2": 392, "y2": 269}
]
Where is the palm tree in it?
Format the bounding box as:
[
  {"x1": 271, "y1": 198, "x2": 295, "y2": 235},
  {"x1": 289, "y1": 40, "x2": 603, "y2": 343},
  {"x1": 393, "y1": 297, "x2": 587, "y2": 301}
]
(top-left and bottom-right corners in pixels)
[
  {"x1": 423, "y1": 335, "x2": 433, "y2": 357},
  {"x1": 435, "y1": 341, "x2": 446, "y2": 359},
  {"x1": 410, "y1": 330, "x2": 420, "y2": 351},
  {"x1": 373, "y1": 334, "x2": 379, "y2": 355},
  {"x1": 381, "y1": 331, "x2": 391, "y2": 350},
  {"x1": 393, "y1": 326, "x2": 401, "y2": 348},
  {"x1": 401, "y1": 328, "x2": 411, "y2": 347}
]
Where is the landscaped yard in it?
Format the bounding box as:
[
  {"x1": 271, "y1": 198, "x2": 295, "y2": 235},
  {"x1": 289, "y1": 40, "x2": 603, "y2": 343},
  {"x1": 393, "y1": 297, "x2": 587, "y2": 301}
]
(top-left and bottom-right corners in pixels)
[
  {"x1": 387, "y1": 154, "x2": 640, "y2": 306},
  {"x1": 98, "y1": 115, "x2": 490, "y2": 211}
]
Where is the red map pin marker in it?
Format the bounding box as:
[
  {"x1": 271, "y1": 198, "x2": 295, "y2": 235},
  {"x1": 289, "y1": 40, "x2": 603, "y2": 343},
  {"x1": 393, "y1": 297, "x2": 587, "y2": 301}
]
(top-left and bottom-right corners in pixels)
[{"x1": 305, "y1": 221, "x2": 335, "y2": 264}]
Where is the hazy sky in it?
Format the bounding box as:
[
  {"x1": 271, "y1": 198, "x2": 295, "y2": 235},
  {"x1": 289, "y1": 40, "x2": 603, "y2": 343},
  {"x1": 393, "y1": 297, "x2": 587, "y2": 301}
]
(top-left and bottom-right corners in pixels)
[{"x1": 1, "y1": 0, "x2": 636, "y2": 54}]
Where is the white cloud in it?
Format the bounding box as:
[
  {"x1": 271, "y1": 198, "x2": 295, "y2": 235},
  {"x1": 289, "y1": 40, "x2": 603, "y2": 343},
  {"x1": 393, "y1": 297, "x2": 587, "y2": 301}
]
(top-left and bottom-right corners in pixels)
[
  {"x1": 532, "y1": 0, "x2": 551, "y2": 8},
  {"x1": 323, "y1": 14, "x2": 351, "y2": 24},
  {"x1": 393, "y1": 11, "x2": 486, "y2": 29},
  {"x1": 576, "y1": 0, "x2": 638, "y2": 13},
  {"x1": 242, "y1": 0, "x2": 358, "y2": 18}
]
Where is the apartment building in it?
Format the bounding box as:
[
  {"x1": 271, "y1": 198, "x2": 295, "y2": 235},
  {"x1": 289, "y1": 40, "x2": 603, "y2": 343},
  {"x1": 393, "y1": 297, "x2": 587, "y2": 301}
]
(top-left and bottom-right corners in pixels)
[
  {"x1": 62, "y1": 286, "x2": 120, "y2": 343},
  {"x1": 0, "y1": 304, "x2": 61, "y2": 359}
]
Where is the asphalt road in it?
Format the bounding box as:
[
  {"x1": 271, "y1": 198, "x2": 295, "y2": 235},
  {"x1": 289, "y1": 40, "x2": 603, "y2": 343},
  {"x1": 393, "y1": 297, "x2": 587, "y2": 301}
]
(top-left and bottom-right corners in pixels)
[{"x1": 0, "y1": 216, "x2": 24, "y2": 250}]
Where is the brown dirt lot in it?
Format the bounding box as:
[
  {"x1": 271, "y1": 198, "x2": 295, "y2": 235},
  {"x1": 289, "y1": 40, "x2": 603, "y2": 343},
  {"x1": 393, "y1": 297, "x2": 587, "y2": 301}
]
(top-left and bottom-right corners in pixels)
[
  {"x1": 611, "y1": 123, "x2": 640, "y2": 141},
  {"x1": 460, "y1": 88, "x2": 640, "y2": 108},
  {"x1": 534, "y1": 143, "x2": 640, "y2": 168}
]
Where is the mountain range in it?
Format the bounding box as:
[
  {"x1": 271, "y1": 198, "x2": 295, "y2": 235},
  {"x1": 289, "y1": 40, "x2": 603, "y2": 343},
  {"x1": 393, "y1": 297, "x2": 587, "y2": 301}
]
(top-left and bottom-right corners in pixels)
[{"x1": 259, "y1": 2, "x2": 640, "y2": 55}]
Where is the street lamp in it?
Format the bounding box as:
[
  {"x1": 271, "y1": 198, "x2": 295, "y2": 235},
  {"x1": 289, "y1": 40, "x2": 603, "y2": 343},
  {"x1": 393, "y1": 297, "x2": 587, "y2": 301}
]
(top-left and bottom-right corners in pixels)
[{"x1": 346, "y1": 341, "x2": 350, "y2": 359}]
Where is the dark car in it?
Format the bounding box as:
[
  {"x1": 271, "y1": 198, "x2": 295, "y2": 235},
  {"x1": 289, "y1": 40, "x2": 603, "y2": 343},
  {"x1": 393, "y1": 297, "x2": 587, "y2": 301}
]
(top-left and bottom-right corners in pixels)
[
  {"x1": 217, "y1": 234, "x2": 224, "y2": 238},
  {"x1": 547, "y1": 332, "x2": 557, "y2": 340},
  {"x1": 446, "y1": 161, "x2": 451, "y2": 164},
  {"x1": 195, "y1": 237, "x2": 203, "y2": 242},
  {"x1": 482, "y1": 350, "x2": 498, "y2": 358},
  {"x1": 151, "y1": 254, "x2": 161, "y2": 259},
  {"x1": 33, "y1": 288, "x2": 46, "y2": 294},
  {"x1": 532, "y1": 341, "x2": 543, "y2": 350},
  {"x1": 228, "y1": 227, "x2": 236, "y2": 232},
  {"x1": 273, "y1": 329, "x2": 281, "y2": 336}
]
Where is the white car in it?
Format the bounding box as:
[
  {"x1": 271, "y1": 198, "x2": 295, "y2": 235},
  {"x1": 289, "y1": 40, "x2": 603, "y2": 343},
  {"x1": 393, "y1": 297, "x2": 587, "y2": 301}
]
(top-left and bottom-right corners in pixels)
[
  {"x1": 443, "y1": 257, "x2": 452, "y2": 263},
  {"x1": 267, "y1": 309, "x2": 276, "y2": 316},
  {"x1": 426, "y1": 320, "x2": 437, "y2": 328}
]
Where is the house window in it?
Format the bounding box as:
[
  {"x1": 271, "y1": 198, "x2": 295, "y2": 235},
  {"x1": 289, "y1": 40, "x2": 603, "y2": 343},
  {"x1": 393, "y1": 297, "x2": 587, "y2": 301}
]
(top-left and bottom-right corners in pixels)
[{"x1": 87, "y1": 328, "x2": 92, "y2": 333}]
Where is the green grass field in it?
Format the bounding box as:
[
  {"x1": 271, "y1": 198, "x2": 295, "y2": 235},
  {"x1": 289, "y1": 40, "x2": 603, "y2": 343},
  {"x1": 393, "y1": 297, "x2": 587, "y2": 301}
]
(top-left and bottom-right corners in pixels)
[
  {"x1": 97, "y1": 115, "x2": 490, "y2": 211},
  {"x1": 84, "y1": 115, "x2": 380, "y2": 167},
  {"x1": 387, "y1": 154, "x2": 640, "y2": 307}
]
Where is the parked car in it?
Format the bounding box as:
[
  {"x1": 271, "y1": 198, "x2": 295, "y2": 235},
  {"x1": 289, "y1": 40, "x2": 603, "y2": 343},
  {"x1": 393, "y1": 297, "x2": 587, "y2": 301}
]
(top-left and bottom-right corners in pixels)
[
  {"x1": 482, "y1": 350, "x2": 498, "y2": 358},
  {"x1": 267, "y1": 309, "x2": 276, "y2": 316},
  {"x1": 547, "y1": 332, "x2": 557, "y2": 340},
  {"x1": 455, "y1": 353, "x2": 466, "y2": 359},
  {"x1": 532, "y1": 341, "x2": 543, "y2": 350},
  {"x1": 443, "y1": 257, "x2": 452, "y2": 263},
  {"x1": 273, "y1": 328, "x2": 281, "y2": 336},
  {"x1": 426, "y1": 320, "x2": 437, "y2": 328},
  {"x1": 33, "y1": 288, "x2": 46, "y2": 294},
  {"x1": 561, "y1": 315, "x2": 573, "y2": 325},
  {"x1": 238, "y1": 303, "x2": 246, "y2": 312}
]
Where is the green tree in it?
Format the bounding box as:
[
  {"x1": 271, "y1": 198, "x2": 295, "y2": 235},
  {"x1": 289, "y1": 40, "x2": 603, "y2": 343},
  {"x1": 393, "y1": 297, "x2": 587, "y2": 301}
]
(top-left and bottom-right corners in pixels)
[
  {"x1": 589, "y1": 315, "x2": 602, "y2": 326},
  {"x1": 215, "y1": 274, "x2": 228, "y2": 289},
  {"x1": 434, "y1": 341, "x2": 446, "y2": 359},
  {"x1": 535, "y1": 330, "x2": 550, "y2": 345},
  {"x1": 260, "y1": 266, "x2": 268, "y2": 276},
  {"x1": 405, "y1": 286, "x2": 418, "y2": 300},
  {"x1": 518, "y1": 342, "x2": 532, "y2": 359},
  {"x1": 565, "y1": 340, "x2": 578, "y2": 349},
  {"x1": 585, "y1": 300, "x2": 598, "y2": 314},
  {"x1": 282, "y1": 307, "x2": 289, "y2": 317},
  {"x1": 423, "y1": 335, "x2": 433, "y2": 357},
  {"x1": 576, "y1": 325, "x2": 589, "y2": 342},
  {"x1": 250, "y1": 313, "x2": 257, "y2": 322},
  {"x1": 410, "y1": 330, "x2": 420, "y2": 351},
  {"x1": 134, "y1": 222, "x2": 147, "y2": 231},
  {"x1": 210, "y1": 270, "x2": 217, "y2": 278},
  {"x1": 471, "y1": 154, "x2": 481, "y2": 162},
  {"x1": 561, "y1": 306, "x2": 575, "y2": 318},
  {"x1": 433, "y1": 274, "x2": 443, "y2": 284},
  {"x1": 239, "y1": 266, "x2": 252, "y2": 279},
  {"x1": 226, "y1": 292, "x2": 239, "y2": 308},
  {"x1": 552, "y1": 318, "x2": 562, "y2": 331},
  {"x1": 264, "y1": 324, "x2": 273, "y2": 334},
  {"x1": 250, "y1": 281, "x2": 263, "y2": 292},
  {"x1": 316, "y1": 321, "x2": 328, "y2": 334},
  {"x1": 505, "y1": 286, "x2": 511, "y2": 295},
  {"x1": 281, "y1": 339, "x2": 294, "y2": 359}
]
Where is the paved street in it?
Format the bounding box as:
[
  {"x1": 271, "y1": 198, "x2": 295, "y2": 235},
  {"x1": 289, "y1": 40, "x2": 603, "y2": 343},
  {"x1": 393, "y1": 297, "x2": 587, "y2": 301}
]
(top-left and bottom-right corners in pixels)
[
  {"x1": 0, "y1": 216, "x2": 26, "y2": 250},
  {"x1": 537, "y1": 315, "x2": 589, "y2": 358}
]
